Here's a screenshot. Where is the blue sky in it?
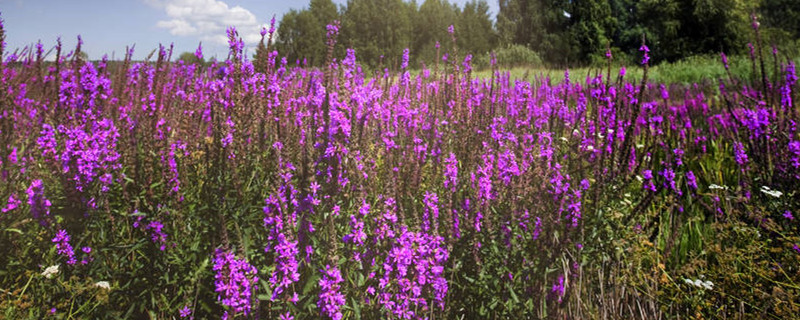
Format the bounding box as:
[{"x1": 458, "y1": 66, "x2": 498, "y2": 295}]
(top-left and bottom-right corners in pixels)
[{"x1": 1, "y1": 0, "x2": 498, "y2": 61}]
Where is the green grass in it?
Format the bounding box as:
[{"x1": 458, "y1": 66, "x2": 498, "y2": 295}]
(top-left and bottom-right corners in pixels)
[{"x1": 474, "y1": 54, "x2": 800, "y2": 87}]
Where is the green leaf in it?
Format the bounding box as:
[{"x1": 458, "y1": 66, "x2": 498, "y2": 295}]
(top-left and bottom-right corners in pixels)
[
  {"x1": 507, "y1": 283, "x2": 519, "y2": 303},
  {"x1": 350, "y1": 296, "x2": 361, "y2": 320},
  {"x1": 303, "y1": 273, "x2": 320, "y2": 295},
  {"x1": 4, "y1": 228, "x2": 23, "y2": 234},
  {"x1": 257, "y1": 294, "x2": 271, "y2": 301}
]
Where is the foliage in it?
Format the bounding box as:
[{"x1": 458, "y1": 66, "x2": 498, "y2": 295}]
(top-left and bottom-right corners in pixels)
[
  {"x1": 177, "y1": 51, "x2": 205, "y2": 65},
  {"x1": 492, "y1": 44, "x2": 543, "y2": 69},
  {"x1": 273, "y1": 0, "x2": 339, "y2": 67}
]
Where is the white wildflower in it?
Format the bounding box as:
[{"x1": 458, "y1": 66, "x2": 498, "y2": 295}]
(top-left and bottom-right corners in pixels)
[
  {"x1": 41, "y1": 265, "x2": 59, "y2": 279},
  {"x1": 94, "y1": 281, "x2": 111, "y2": 290},
  {"x1": 684, "y1": 278, "x2": 714, "y2": 290},
  {"x1": 709, "y1": 184, "x2": 728, "y2": 190},
  {"x1": 760, "y1": 186, "x2": 783, "y2": 198}
]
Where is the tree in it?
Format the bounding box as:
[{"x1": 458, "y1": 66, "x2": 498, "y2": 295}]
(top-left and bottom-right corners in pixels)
[
  {"x1": 636, "y1": 0, "x2": 756, "y2": 62},
  {"x1": 457, "y1": 0, "x2": 497, "y2": 58},
  {"x1": 497, "y1": 0, "x2": 575, "y2": 66},
  {"x1": 570, "y1": 0, "x2": 615, "y2": 63},
  {"x1": 412, "y1": 0, "x2": 459, "y2": 66},
  {"x1": 761, "y1": 0, "x2": 800, "y2": 39},
  {"x1": 341, "y1": 0, "x2": 415, "y2": 69},
  {"x1": 274, "y1": 0, "x2": 340, "y2": 67},
  {"x1": 177, "y1": 51, "x2": 204, "y2": 65}
]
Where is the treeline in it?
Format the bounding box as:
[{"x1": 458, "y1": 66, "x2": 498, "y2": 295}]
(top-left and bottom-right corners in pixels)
[
  {"x1": 273, "y1": 0, "x2": 496, "y2": 70},
  {"x1": 270, "y1": 0, "x2": 800, "y2": 69}
]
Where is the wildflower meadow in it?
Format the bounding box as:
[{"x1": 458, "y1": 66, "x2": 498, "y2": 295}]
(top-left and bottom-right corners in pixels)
[{"x1": 1, "y1": 11, "x2": 799, "y2": 320}]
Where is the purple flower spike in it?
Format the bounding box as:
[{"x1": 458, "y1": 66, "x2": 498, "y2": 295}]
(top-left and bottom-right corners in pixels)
[
  {"x1": 318, "y1": 265, "x2": 345, "y2": 320},
  {"x1": 639, "y1": 44, "x2": 650, "y2": 65},
  {"x1": 720, "y1": 52, "x2": 729, "y2": 70},
  {"x1": 194, "y1": 43, "x2": 203, "y2": 61},
  {"x1": 213, "y1": 249, "x2": 259, "y2": 316},
  {"x1": 52, "y1": 229, "x2": 77, "y2": 265}
]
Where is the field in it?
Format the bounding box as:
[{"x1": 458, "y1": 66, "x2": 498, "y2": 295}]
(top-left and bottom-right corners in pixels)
[{"x1": 1, "y1": 22, "x2": 799, "y2": 320}]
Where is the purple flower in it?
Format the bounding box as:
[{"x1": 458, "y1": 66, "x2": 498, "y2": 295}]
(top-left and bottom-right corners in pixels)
[
  {"x1": 789, "y1": 141, "x2": 800, "y2": 168},
  {"x1": 80, "y1": 246, "x2": 94, "y2": 265},
  {"x1": 720, "y1": 52, "x2": 729, "y2": 70},
  {"x1": 751, "y1": 13, "x2": 760, "y2": 30},
  {"x1": 27, "y1": 179, "x2": 52, "y2": 225},
  {"x1": 551, "y1": 275, "x2": 565, "y2": 303},
  {"x1": 642, "y1": 170, "x2": 656, "y2": 192},
  {"x1": 686, "y1": 171, "x2": 697, "y2": 190},
  {"x1": 194, "y1": 43, "x2": 203, "y2": 61},
  {"x1": 179, "y1": 305, "x2": 192, "y2": 318},
  {"x1": 401, "y1": 48, "x2": 409, "y2": 70},
  {"x1": 378, "y1": 228, "x2": 449, "y2": 317},
  {"x1": 279, "y1": 312, "x2": 294, "y2": 320},
  {"x1": 639, "y1": 44, "x2": 650, "y2": 65},
  {"x1": 784, "y1": 211, "x2": 794, "y2": 220},
  {"x1": 660, "y1": 168, "x2": 681, "y2": 196},
  {"x1": 673, "y1": 148, "x2": 684, "y2": 166},
  {"x1": 133, "y1": 215, "x2": 169, "y2": 251},
  {"x1": 462, "y1": 54, "x2": 473, "y2": 73},
  {"x1": 213, "y1": 249, "x2": 259, "y2": 316},
  {"x1": 326, "y1": 21, "x2": 340, "y2": 39},
  {"x1": 226, "y1": 27, "x2": 244, "y2": 57},
  {"x1": 52, "y1": 229, "x2": 76, "y2": 265},
  {"x1": 147, "y1": 220, "x2": 168, "y2": 251},
  {"x1": 580, "y1": 178, "x2": 591, "y2": 191},
  {"x1": 447, "y1": 25, "x2": 454, "y2": 35},
  {"x1": 7, "y1": 147, "x2": 17, "y2": 164},
  {"x1": 422, "y1": 191, "x2": 439, "y2": 232},
  {"x1": 318, "y1": 265, "x2": 345, "y2": 320},
  {"x1": 269, "y1": 15, "x2": 277, "y2": 34},
  {"x1": 733, "y1": 142, "x2": 748, "y2": 167},
  {"x1": 1, "y1": 194, "x2": 20, "y2": 212},
  {"x1": 782, "y1": 62, "x2": 797, "y2": 107},
  {"x1": 444, "y1": 153, "x2": 458, "y2": 192}
]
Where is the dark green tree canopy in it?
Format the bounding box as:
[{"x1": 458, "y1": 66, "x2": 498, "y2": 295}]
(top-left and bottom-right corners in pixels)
[
  {"x1": 274, "y1": 0, "x2": 339, "y2": 67},
  {"x1": 271, "y1": 0, "x2": 797, "y2": 68}
]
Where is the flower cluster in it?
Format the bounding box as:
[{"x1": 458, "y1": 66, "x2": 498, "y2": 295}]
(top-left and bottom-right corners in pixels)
[
  {"x1": 38, "y1": 119, "x2": 121, "y2": 192},
  {"x1": 52, "y1": 229, "x2": 76, "y2": 265},
  {"x1": 132, "y1": 213, "x2": 169, "y2": 251},
  {"x1": 26, "y1": 179, "x2": 51, "y2": 225},
  {"x1": 443, "y1": 152, "x2": 458, "y2": 192},
  {"x1": 377, "y1": 228, "x2": 449, "y2": 319},
  {"x1": 318, "y1": 265, "x2": 345, "y2": 320},
  {"x1": 213, "y1": 249, "x2": 259, "y2": 317}
]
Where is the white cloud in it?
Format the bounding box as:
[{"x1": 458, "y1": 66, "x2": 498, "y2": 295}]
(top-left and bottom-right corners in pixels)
[{"x1": 147, "y1": 0, "x2": 265, "y2": 46}]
